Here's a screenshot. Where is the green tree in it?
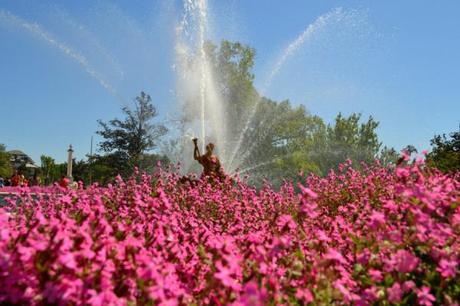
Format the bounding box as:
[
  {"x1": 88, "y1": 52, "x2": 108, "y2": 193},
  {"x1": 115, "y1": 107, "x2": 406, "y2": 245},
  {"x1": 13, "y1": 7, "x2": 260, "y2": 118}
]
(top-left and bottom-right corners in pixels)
[
  {"x1": 137, "y1": 153, "x2": 169, "y2": 174},
  {"x1": 0, "y1": 144, "x2": 13, "y2": 179},
  {"x1": 403, "y1": 144, "x2": 418, "y2": 155},
  {"x1": 97, "y1": 91, "x2": 168, "y2": 176},
  {"x1": 175, "y1": 40, "x2": 391, "y2": 186},
  {"x1": 40, "y1": 155, "x2": 55, "y2": 184},
  {"x1": 240, "y1": 101, "x2": 326, "y2": 186},
  {"x1": 303, "y1": 113, "x2": 381, "y2": 174},
  {"x1": 199, "y1": 41, "x2": 258, "y2": 137},
  {"x1": 427, "y1": 131, "x2": 460, "y2": 173},
  {"x1": 379, "y1": 146, "x2": 399, "y2": 166},
  {"x1": 39, "y1": 155, "x2": 69, "y2": 185}
]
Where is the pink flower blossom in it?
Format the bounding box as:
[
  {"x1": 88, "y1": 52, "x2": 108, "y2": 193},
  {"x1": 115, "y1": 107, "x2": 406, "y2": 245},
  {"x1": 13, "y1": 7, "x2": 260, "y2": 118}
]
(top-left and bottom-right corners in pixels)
[
  {"x1": 0, "y1": 161, "x2": 458, "y2": 305},
  {"x1": 236, "y1": 281, "x2": 268, "y2": 306},
  {"x1": 437, "y1": 258, "x2": 458, "y2": 278},
  {"x1": 389, "y1": 249, "x2": 419, "y2": 273},
  {"x1": 402, "y1": 280, "x2": 416, "y2": 292},
  {"x1": 369, "y1": 211, "x2": 386, "y2": 229},
  {"x1": 416, "y1": 286, "x2": 436, "y2": 306},
  {"x1": 324, "y1": 248, "x2": 347, "y2": 265},
  {"x1": 298, "y1": 185, "x2": 318, "y2": 199},
  {"x1": 215, "y1": 261, "x2": 242, "y2": 291},
  {"x1": 368, "y1": 269, "x2": 383, "y2": 282},
  {"x1": 295, "y1": 288, "x2": 313, "y2": 303},
  {"x1": 387, "y1": 282, "x2": 403, "y2": 303}
]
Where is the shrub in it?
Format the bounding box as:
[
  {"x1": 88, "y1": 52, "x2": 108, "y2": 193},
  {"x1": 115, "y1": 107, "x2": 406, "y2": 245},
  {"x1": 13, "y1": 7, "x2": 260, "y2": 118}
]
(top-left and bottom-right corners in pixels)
[{"x1": 0, "y1": 161, "x2": 459, "y2": 305}]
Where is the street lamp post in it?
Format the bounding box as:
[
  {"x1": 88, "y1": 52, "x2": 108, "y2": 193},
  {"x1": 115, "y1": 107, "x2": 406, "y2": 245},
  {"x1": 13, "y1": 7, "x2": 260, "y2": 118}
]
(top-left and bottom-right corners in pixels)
[{"x1": 67, "y1": 144, "x2": 73, "y2": 182}]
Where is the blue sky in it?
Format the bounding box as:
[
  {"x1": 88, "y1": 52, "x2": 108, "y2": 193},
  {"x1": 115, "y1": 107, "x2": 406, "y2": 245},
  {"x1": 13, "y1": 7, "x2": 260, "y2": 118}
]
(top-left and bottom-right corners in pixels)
[{"x1": 0, "y1": 0, "x2": 459, "y2": 164}]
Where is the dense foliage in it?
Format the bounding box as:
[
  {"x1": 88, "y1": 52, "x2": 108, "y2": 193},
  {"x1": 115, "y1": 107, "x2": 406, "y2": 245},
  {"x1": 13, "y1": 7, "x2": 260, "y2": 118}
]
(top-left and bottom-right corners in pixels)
[
  {"x1": 0, "y1": 144, "x2": 13, "y2": 179},
  {"x1": 0, "y1": 143, "x2": 13, "y2": 178},
  {"x1": 1, "y1": 159, "x2": 458, "y2": 305},
  {"x1": 177, "y1": 40, "x2": 394, "y2": 185},
  {"x1": 427, "y1": 131, "x2": 460, "y2": 173},
  {"x1": 96, "y1": 91, "x2": 168, "y2": 177}
]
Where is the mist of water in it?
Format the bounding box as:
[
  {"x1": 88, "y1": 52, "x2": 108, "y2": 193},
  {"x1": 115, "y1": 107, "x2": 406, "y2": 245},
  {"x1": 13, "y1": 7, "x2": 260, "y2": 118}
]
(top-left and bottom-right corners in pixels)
[
  {"x1": 0, "y1": 10, "x2": 124, "y2": 103},
  {"x1": 51, "y1": 7, "x2": 125, "y2": 79},
  {"x1": 239, "y1": 158, "x2": 282, "y2": 175},
  {"x1": 227, "y1": 8, "x2": 364, "y2": 173},
  {"x1": 1, "y1": 2, "x2": 375, "y2": 181},
  {"x1": 174, "y1": 0, "x2": 228, "y2": 171},
  {"x1": 198, "y1": 0, "x2": 207, "y2": 152}
]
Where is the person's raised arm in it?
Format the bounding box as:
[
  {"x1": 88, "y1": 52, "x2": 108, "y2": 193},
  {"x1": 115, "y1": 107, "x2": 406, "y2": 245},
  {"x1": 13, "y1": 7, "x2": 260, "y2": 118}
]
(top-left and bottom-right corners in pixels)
[
  {"x1": 217, "y1": 158, "x2": 225, "y2": 174},
  {"x1": 193, "y1": 138, "x2": 201, "y2": 161}
]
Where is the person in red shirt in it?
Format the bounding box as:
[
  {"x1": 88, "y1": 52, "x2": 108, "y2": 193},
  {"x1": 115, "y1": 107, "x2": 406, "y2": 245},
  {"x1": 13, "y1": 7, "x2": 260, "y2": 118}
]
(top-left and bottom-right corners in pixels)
[
  {"x1": 193, "y1": 138, "x2": 225, "y2": 181},
  {"x1": 10, "y1": 170, "x2": 21, "y2": 187},
  {"x1": 59, "y1": 175, "x2": 69, "y2": 188}
]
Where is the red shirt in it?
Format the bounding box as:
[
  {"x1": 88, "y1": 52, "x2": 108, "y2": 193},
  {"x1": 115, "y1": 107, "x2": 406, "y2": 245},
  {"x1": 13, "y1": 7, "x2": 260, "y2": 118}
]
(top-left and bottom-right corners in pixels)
[
  {"x1": 11, "y1": 175, "x2": 20, "y2": 187},
  {"x1": 59, "y1": 177, "x2": 69, "y2": 188}
]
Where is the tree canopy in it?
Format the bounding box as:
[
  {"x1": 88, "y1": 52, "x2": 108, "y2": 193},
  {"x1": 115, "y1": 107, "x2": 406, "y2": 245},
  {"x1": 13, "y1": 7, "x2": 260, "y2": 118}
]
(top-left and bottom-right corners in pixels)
[
  {"x1": 427, "y1": 130, "x2": 460, "y2": 173},
  {"x1": 186, "y1": 40, "x2": 392, "y2": 186},
  {"x1": 0, "y1": 144, "x2": 13, "y2": 178},
  {"x1": 96, "y1": 91, "x2": 168, "y2": 176}
]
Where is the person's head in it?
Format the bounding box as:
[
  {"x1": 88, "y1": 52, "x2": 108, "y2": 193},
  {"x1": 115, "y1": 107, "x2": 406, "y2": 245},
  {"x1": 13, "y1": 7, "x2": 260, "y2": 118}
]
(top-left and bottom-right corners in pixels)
[{"x1": 205, "y1": 142, "x2": 215, "y2": 155}]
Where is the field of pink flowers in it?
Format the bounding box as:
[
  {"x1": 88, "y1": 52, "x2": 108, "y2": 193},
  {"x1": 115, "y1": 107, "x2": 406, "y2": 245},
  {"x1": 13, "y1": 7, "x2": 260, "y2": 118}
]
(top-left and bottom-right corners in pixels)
[{"x1": 0, "y1": 159, "x2": 459, "y2": 305}]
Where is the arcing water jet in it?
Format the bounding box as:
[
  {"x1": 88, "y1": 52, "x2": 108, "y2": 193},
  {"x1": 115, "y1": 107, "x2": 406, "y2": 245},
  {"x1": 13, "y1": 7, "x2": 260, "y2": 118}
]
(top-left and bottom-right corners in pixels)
[{"x1": 0, "y1": 10, "x2": 124, "y2": 103}]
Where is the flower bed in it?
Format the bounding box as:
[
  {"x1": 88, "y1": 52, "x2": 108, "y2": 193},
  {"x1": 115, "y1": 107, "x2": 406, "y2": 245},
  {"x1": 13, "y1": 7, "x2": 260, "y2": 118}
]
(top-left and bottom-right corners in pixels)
[{"x1": 0, "y1": 161, "x2": 459, "y2": 305}]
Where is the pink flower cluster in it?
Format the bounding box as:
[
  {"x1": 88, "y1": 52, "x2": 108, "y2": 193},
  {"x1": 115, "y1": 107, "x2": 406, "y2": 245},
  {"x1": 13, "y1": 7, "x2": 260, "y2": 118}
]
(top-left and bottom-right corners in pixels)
[{"x1": 0, "y1": 161, "x2": 459, "y2": 305}]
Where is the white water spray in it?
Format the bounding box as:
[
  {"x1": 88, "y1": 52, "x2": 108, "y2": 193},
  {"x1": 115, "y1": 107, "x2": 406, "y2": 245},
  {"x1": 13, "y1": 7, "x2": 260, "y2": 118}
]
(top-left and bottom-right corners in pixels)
[
  {"x1": 197, "y1": 0, "x2": 207, "y2": 152},
  {"x1": 52, "y1": 8, "x2": 125, "y2": 79},
  {"x1": 174, "y1": 0, "x2": 228, "y2": 170},
  {"x1": 228, "y1": 8, "x2": 352, "y2": 172},
  {"x1": 239, "y1": 158, "x2": 281, "y2": 175},
  {"x1": 0, "y1": 10, "x2": 124, "y2": 103}
]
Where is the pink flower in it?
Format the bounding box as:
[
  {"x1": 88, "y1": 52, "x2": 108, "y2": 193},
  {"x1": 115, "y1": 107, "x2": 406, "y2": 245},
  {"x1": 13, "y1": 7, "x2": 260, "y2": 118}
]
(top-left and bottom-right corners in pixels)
[
  {"x1": 298, "y1": 185, "x2": 318, "y2": 199},
  {"x1": 29, "y1": 238, "x2": 48, "y2": 251},
  {"x1": 60, "y1": 195, "x2": 72, "y2": 205},
  {"x1": 295, "y1": 288, "x2": 313, "y2": 303},
  {"x1": 368, "y1": 269, "x2": 383, "y2": 282},
  {"x1": 335, "y1": 281, "x2": 359, "y2": 303},
  {"x1": 357, "y1": 249, "x2": 371, "y2": 265},
  {"x1": 87, "y1": 290, "x2": 119, "y2": 306},
  {"x1": 369, "y1": 211, "x2": 386, "y2": 229},
  {"x1": 236, "y1": 281, "x2": 268, "y2": 306},
  {"x1": 324, "y1": 248, "x2": 347, "y2": 265},
  {"x1": 390, "y1": 250, "x2": 419, "y2": 273},
  {"x1": 437, "y1": 258, "x2": 458, "y2": 278},
  {"x1": 59, "y1": 252, "x2": 77, "y2": 270},
  {"x1": 363, "y1": 286, "x2": 379, "y2": 302},
  {"x1": 215, "y1": 261, "x2": 242, "y2": 291},
  {"x1": 402, "y1": 280, "x2": 416, "y2": 292},
  {"x1": 17, "y1": 246, "x2": 34, "y2": 262},
  {"x1": 0, "y1": 161, "x2": 458, "y2": 305},
  {"x1": 387, "y1": 282, "x2": 403, "y2": 303},
  {"x1": 276, "y1": 214, "x2": 297, "y2": 231},
  {"x1": 383, "y1": 200, "x2": 398, "y2": 213},
  {"x1": 316, "y1": 230, "x2": 331, "y2": 242},
  {"x1": 301, "y1": 201, "x2": 319, "y2": 219},
  {"x1": 416, "y1": 286, "x2": 436, "y2": 306},
  {"x1": 395, "y1": 167, "x2": 410, "y2": 179}
]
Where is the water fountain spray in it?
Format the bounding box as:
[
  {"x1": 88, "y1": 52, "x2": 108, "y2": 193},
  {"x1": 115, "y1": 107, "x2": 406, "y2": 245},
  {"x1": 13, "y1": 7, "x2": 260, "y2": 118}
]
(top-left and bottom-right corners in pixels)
[
  {"x1": 197, "y1": 0, "x2": 207, "y2": 152},
  {"x1": 227, "y1": 8, "x2": 351, "y2": 172},
  {"x1": 0, "y1": 10, "x2": 125, "y2": 104}
]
